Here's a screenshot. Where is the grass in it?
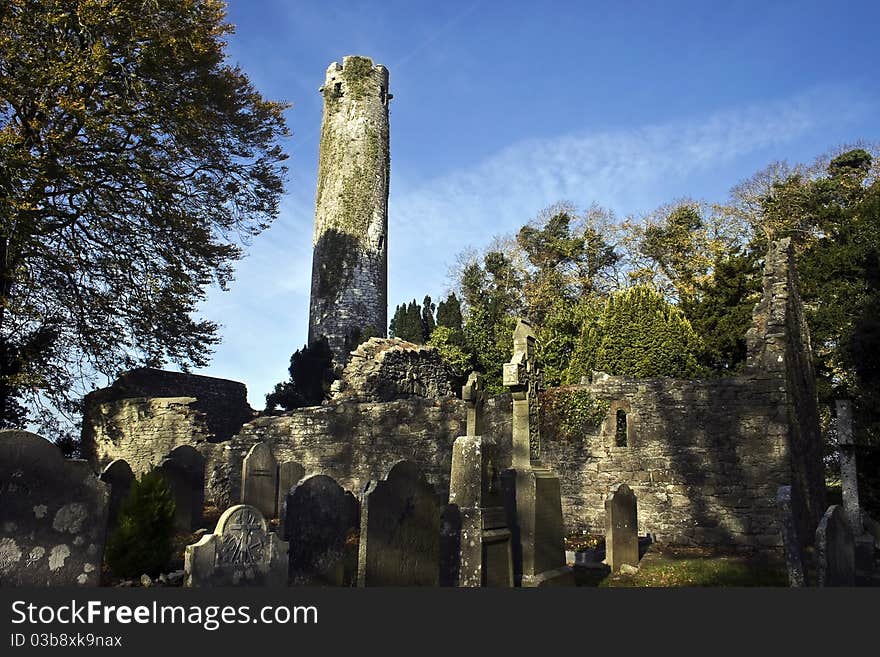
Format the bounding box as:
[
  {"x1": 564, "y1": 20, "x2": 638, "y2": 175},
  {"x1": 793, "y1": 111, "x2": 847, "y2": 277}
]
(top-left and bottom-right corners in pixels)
[{"x1": 569, "y1": 536, "x2": 789, "y2": 587}]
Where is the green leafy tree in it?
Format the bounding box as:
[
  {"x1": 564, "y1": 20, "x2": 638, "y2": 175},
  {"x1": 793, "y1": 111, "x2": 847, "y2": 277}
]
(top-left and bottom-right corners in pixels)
[
  {"x1": 0, "y1": 0, "x2": 289, "y2": 431},
  {"x1": 265, "y1": 337, "x2": 335, "y2": 412},
  {"x1": 105, "y1": 470, "x2": 176, "y2": 579},
  {"x1": 427, "y1": 325, "x2": 472, "y2": 376},
  {"x1": 589, "y1": 286, "x2": 703, "y2": 378}
]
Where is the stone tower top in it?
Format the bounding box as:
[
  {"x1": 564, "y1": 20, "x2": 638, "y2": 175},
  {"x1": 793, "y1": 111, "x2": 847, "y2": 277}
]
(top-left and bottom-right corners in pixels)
[{"x1": 308, "y1": 55, "x2": 391, "y2": 367}]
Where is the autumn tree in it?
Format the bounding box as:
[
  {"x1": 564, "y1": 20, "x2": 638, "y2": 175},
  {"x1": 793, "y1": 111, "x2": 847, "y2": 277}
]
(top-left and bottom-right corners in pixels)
[{"x1": 0, "y1": 0, "x2": 289, "y2": 431}]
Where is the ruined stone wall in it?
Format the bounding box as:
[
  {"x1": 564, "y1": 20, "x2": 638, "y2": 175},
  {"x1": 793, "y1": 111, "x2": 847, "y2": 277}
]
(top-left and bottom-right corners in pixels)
[
  {"x1": 308, "y1": 56, "x2": 390, "y2": 366},
  {"x1": 539, "y1": 375, "x2": 790, "y2": 547},
  {"x1": 201, "y1": 397, "x2": 512, "y2": 510},
  {"x1": 81, "y1": 369, "x2": 253, "y2": 472},
  {"x1": 331, "y1": 338, "x2": 458, "y2": 403},
  {"x1": 85, "y1": 397, "x2": 212, "y2": 476},
  {"x1": 746, "y1": 237, "x2": 826, "y2": 545},
  {"x1": 80, "y1": 378, "x2": 795, "y2": 548}
]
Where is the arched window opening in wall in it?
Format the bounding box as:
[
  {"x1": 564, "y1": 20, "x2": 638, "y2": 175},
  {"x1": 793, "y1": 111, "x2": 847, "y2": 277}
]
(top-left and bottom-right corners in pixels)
[{"x1": 615, "y1": 409, "x2": 628, "y2": 447}]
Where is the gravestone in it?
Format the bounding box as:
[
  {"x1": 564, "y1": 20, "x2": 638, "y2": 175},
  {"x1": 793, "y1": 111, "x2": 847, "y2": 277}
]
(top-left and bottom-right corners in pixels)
[
  {"x1": 815, "y1": 505, "x2": 855, "y2": 587},
  {"x1": 156, "y1": 445, "x2": 205, "y2": 532},
  {"x1": 282, "y1": 474, "x2": 359, "y2": 586},
  {"x1": 277, "y1": 460, "x2": 305, "y2": 522},
  {"x1": 0, "y1": 430, "x2": 109, "y2": 586},
  {"x1": 605, "y1": 483, "x2": 639, "y2": 572},
  {"x1": 501, "y1": 320, "x2": 573, "y2": 586},
  {"x1": 776, "y1": 485, "x2": 807, "y2": 586},
  {"x1": 184, "y1": 504, "x2": 288, "y2": 587},
  {"x1": 99, "y1": 459, "x2": 134, "y2": 532},
  {"x1": 241, "y1": 442, "x2": 278, "y2": 518},
  {"x1": 836, "y1": 400, "x2": 875, "y2": 576},
  {"x1": 448, "y1": 378, "x2": 513, "y2": 587},
  {"x1": 462, "y1": 371, "x2": 487, "y2": 437},
  {"x1": 357, "y1": 460, "x2": 441, "y2": 586}
]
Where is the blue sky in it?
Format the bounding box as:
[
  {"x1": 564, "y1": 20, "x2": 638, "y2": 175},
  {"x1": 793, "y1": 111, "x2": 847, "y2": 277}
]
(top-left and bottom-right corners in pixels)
[{"x1": 193, "y1": 0, "x2": 880, "y2": 407}]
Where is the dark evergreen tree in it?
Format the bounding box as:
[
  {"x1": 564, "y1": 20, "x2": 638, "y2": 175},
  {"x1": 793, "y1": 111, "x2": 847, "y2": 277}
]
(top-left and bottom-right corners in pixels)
[
  {"x1": 681, "y1": 250, "x2": 761, "y2": 372},
  {"x1": 421, "y1": 295, "x2": 436, "y2": 341},
  {"x1": 265, "y1": 337, "x2": 335, "y2": 412},
  {"x1": 436, "y1": 293, "x2": 464, "y2": 333}
]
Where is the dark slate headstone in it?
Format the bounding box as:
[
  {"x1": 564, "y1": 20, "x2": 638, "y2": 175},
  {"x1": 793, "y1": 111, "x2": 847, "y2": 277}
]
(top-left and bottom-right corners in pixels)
[
  {"x1": 155, "y1": 446, "x2": 205, "y2": 532},
  {"x1": 99, "y1": 459, "x2": 134, "y2": 532},
  {"x1": 168, "y1": 445, "x2": 205, "y2": 530},
  {"x1": 816, "y1": 505, "x2": 855, "y2": 587},
  {"x1": 357, "y1": 460, "x2": 441, "y2": 586},
  {"x1": 776, "y1": 485, "x2": 807, "y2": 586},
  {"x1": 0, "y1": 430, "x2": 109, "y2": 586},
  {"x1": 184, "y1": 504, "x2": 287, "y2": 587},
  {"x1": 277, "y1": 461, "x2": 305, "y2": 521},
  {"x1": 241, "y1": 442, "x2": 278, "y2": 518},
  {"x1": 605, "y1": 483, "x2": 638, "y2": 572},
  {"x1": 282, "y1": 474, "x2": 359, "y2": 586}
]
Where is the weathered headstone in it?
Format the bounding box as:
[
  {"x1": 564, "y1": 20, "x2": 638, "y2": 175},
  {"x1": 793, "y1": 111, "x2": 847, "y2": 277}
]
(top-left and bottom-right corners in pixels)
[
  {"x1": 282, "y1": 474, "x2": 359, "y2": 586},
  {"x1": 501, "y1": 320, "x2": 573, "y2": 586},
  {"x1": 99, "y1": 459, "x2": 134, "y2": 532},
  {"x1": 462, "y1": 371, "x2": 487, "y2": 437},
  {"x1": 836, "y1": 401, "x2": 861, "y2": 534},
  {"x1": 776, "y1": 485, "x2": 807, "y2": 586},
  {"x1": 605, "y1": 483, "x2": 639, "y2": 572},
  {"x1": 277, "y1": 460, "x2": 305, "y2": 522},
  {"x1": 156, "y1": 445, "x2": 205, "y2": 532},
  {"x1": 815, "y1": 505, "x2": 855, "y2": 587},
  {"x1": 357, "y1": 460, "x2": 441, "y2": 586},
  {"x1": 448, "y1": 399, "x2": 513, "y2": 587},
  {"x1": 241, "y1": 442, "x2": 278, "y2": 518},
  {"x1": 0, "y1": 430, "x2": 109, "y2": 586},
  {"x1": 836, "y1": 400, "x2": 875, "y2": 576},
  {"x1": 184, "y1": 504, "x2": 287, "y2": 587}
]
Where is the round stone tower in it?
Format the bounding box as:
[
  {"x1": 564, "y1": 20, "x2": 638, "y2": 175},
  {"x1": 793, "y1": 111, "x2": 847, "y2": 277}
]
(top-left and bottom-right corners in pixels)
[{"x1": 308, "y1": 55, "x2": 391, "y2": 367}]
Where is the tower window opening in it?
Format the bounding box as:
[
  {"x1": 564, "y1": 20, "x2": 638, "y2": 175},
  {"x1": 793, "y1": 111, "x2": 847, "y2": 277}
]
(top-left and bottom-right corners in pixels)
[{"x1": 615, "y1": 409, "x2": 628, "y2": 447}]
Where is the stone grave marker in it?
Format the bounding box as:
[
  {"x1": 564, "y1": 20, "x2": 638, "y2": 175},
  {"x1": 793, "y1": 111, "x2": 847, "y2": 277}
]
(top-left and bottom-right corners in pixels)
[
  {"x1": 448, "y1": 385, "x2": 513, "y2": 587},
  {"x1": 282, "y1": 474, "x2": 359, "y2": 586},
  {"x1": 836, "y1": 400, "x2": 875, "y2": 576},
  {"x1": 99, "y1": 459, "x2": 134, "y2": 532},
  {"x1": 357, "y1": 460, "x2": 441, "y2": 586},
  {"x1": 776, "y1": 485, "x2": 807, "y2": 586},
  {"x1": 816, "y1": 505, "x2": 855, "y2": 587},
  {"x1": 156, "y1": 445, "x2": 205, "y2": 532},
  {"x1": 0, "y1": 430, "x2": 109, "y2": 586},
  {"x1": 241, "y1": 442, "x2": 278, "y2": 518},
  {"x1": 500, "y1": 319, "x2": 572, "y2": 586},
  {"x1": 605, "y1": 483, "x2": 639, "y2": 572},
  {"x1": 184, "y1": 504, "x2": 287, "y2": 587},
  {"x1": 277, "y1": 460, "x2": 305, "y2": 522}
]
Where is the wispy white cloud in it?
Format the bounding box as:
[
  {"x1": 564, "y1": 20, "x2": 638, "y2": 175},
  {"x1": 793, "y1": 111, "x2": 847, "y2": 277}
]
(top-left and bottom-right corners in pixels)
[
  {"x1": 196, "y1": 85, "x2": 873, "y2": 406},
  {"x1": 388, "y1": 86, "x2": 872, "y2": 301}
]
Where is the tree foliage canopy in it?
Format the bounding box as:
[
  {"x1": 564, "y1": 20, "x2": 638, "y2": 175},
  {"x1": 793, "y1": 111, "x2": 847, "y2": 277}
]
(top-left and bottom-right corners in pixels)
[{"x1": 0, "y1": 0, "x2": 289, "y2": 429}]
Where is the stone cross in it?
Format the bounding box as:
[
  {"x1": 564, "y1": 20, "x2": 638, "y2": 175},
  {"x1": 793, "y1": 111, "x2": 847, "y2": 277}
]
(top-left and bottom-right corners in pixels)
[
  {"x1": 220, "y1": 506, "x2": 266, "y2": 566},
  {"x1": 836, "y1": 400, "x2": 861, "y2": 535},
  {"x1": 462, "y1": 371, "x2": 487, "y2": 437},
  {"x1": 184, "y1": 504, "x2": 288, "y2": 587},
  {"x1": 502, "y1": 319, "x2": 542, "y2": 467}
]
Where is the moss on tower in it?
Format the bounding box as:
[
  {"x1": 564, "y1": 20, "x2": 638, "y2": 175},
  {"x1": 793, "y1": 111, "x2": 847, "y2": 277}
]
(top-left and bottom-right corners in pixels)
[{"x1": 308, "y1": 56, "x2": 391, "y2": 367}]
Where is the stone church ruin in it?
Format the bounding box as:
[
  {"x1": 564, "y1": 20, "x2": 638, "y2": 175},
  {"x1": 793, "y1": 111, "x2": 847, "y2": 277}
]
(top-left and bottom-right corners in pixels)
[{"x1": 2, "y1": 55, "x2": 850, "y2": 588}]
